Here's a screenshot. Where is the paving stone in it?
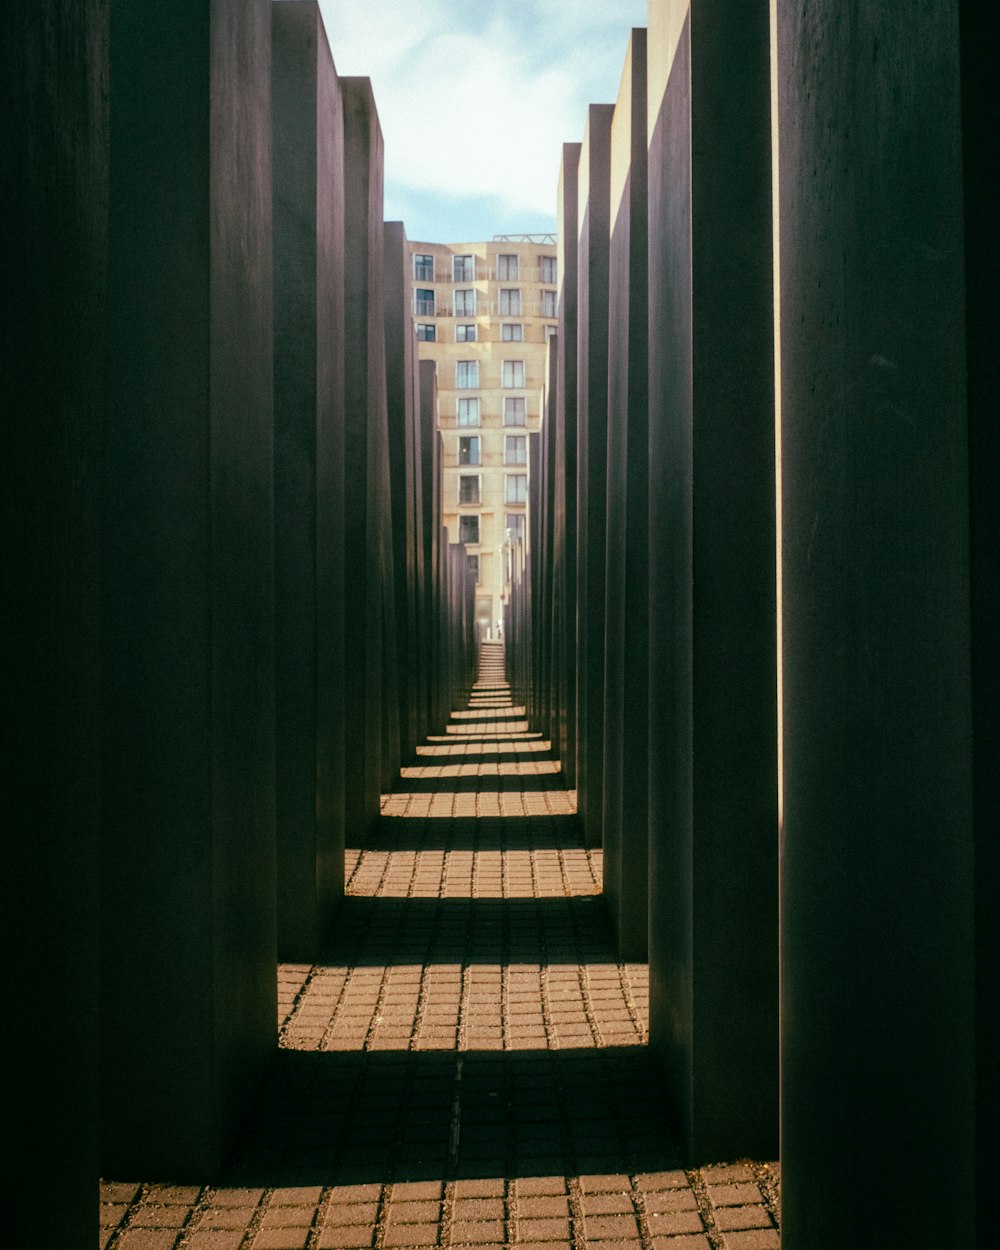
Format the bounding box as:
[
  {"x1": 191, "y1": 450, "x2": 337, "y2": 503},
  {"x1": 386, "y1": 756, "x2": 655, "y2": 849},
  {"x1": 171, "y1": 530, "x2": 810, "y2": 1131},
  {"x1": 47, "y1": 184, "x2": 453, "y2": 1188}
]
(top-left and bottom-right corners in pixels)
[
  {"x1": 516, "y1": 1218, "x2": 571, "y2": 1240},
  {"x1": 315, "y1": 1228, "x2": 376, "y2": 1250},
  {"x1": 382, "y1": 1223, "x2": 439, "y2": 1246},
  {"x1": 514, "y1": 1178, "x2": 568, "y2": 1198},
  {"x1": 451, "y1": 1198, "x2": 504, "y2": 1220},
  {"x1": 324, "y1": 1203, "x2": 379, "y2": 1226},
  {"x1": 718, "y1": 1231, "x2": 780, "y2": 1250},
  {"x1": 583, "y1": 1213, "x2": 640, "y2": 1239},
  {"x1": 516, "y1": 1196, "x2": 570, "y2": 1217},
  {"x1": 130, "y1": 1206, "x2": 189, "y2": 1228},
  {"x1": 449, "y1": 1219, "x2": 506, "y2": 1242},
  {"x1": 641, "y1": 1191, "x2": 698, "y2": 1215},
  {"x1": 647, "y1": 1211, "x2": 705, "y2": 1237},
  {"x1": 198, "y1": 1207, "x2": 258, "y2": 1230},
  {"x1": 712, "y1": 1206, "x2": 773, "y2": 1232},
  {"x1": 184, "y1": 1233, "x2": 246, "y2": 1250},
  {"x1": 580, "y1": 1193, "x2": 635, "y2": 1215},
  {"x1": 92, "y1": 671, "x2": 779, "y2": 1250},
  {"x1": 705, "y1": 1183, "x2": 763, "y2": 1208},
  {"x1": 251, "y1": 1232, "x2": 312, "y2": 1250},
  {"x1": 118, "y1": 1233, "x2": 181, "y2": 1250}
]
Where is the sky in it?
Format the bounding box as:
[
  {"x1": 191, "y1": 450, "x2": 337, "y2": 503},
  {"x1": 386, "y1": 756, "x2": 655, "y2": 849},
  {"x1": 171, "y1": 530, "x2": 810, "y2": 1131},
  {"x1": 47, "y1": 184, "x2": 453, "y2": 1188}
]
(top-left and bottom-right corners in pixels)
[{"x1": 316, "y1": 0, "x2": 649, "y2": 245}]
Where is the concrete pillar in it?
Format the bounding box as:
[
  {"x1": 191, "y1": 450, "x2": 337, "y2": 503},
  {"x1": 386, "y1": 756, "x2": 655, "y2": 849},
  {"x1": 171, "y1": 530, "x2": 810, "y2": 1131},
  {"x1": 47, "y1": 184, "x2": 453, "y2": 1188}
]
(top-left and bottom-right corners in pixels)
[
  {"x1": 272, "y1": 0, "x2": 345, "y2": 962},
  {"x1": 5, "y1": 3, "x2": 107, "y2": 1241},
  {"x1": 538, "y1": 338, "x2": 560, "y2": 745},
  {"x1": 963, "y1": 9, "x2": 1000, "y2": 1229},
  {"x1": 342, "y1": 77, "x2": 388, "y2": 840},
  {"x1": 575, "y1": 105, "x2": 614, "y2": 851},
  {"x1": 101, "y1": 0, "x2": 275, "y2": 1177},
  {"x1": 419, "y1": 362, "x2": 446, "y2": 733},
  {"x1": 776, "y1": 3, "x2": 978, "y2": 1242},
  {"x1": 555, "y1": 143, "x2": 581, "y2": 785},
  {"x1": 646, "y1": 0, "x2": 778, "y2": 1161},
  {"x1": 385, "y1": 221, "x2": 420, "y2": 765},
  {"x1": 603, "y1": 31, "x2": 649, "y2": 960}
]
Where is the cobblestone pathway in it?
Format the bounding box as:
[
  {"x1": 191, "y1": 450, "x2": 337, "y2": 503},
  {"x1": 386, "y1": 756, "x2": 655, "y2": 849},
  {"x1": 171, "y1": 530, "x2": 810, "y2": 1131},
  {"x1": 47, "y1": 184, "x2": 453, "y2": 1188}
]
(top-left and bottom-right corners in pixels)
[{"x1": 100, "y1": 644, "x2": 780, "y2": 1250}]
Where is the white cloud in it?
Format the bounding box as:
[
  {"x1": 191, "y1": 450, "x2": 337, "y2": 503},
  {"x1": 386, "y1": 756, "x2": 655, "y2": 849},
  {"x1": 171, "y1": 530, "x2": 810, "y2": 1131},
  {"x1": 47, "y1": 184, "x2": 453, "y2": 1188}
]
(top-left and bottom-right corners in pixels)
[{"x1": 317, "y1": 0, "x2": 648, "y2": 237}]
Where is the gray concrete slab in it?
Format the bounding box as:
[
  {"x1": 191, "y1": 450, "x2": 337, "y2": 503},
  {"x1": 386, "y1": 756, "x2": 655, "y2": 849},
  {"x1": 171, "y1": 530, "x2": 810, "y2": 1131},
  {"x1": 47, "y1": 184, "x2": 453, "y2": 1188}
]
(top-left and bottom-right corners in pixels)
[
  {"x1": 603, "y1": 31, "x2": 649, "y2": 961},
  {"x1": 555, "y1": 144, "x2": 582, "y2": 788},
  {"x1": 776, "y1": 2, "x2": 976, "y2": 1242},
  {"x1": 385, "y1": 221, "x2": 421, "y2": 766},
  {"x1": 272, "y1": 0, "x2": 346, "y2": 962},
  {"x1": 646, "y1": 0, "x2": 778, "y2": 1163},
  {"x1": 101, "y1": 0, "x2": 276, "y2": 1178},
  {"x1": 5, "y1": 3, "x2": 107, "y2": 1241},
  {"x1": 575, "y1": 104, "x2": 614, "y2": 852},
  {"x1": 342, "y1": 77, "x2": 389, "y2": 842}
]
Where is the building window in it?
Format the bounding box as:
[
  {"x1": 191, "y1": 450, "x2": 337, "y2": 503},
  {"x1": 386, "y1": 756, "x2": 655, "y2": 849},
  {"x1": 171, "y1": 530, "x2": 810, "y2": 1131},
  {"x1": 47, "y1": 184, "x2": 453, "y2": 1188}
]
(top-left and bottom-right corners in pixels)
[
  {"x1": 468, "y1": 553, "x2": 480, "y2": 582},
  {"x1": 505, "y1": 474, "x2": 528, "y2": 504},
  {"x1": 502, "y1": 359, "x2": 525, "y2": 388},
  {"x1": 497, "y1": 253, "x2": 519, "y2": 280},
  {"x1": 506, "y1": 513, "x2": 527, "y2": 540},
  {"x1": 459, "y1": 514, "x2": 480, "y2": 544},
  {"x1": 454, "y1": 288, "x2": 476, "y2": 317},
  {"x1": 505, "y1": 435, "x2": 527, "y2": 465},
  {"x1": 501, "y1": 323, "x2": 523, "y2": 342},
  {"x1": 459, "y1": 436, "x2": 480, "y2": 466},
  {"x1": 414, "y1": 288, "x2": 435, "y2": 316},
  {"x1": 541, "y1": 289, "x2": 557, "y2": 318},
  {"x1": 456, "y1": 324, "x2": 477, "y2": 342},
  {"x1": 416, "y1": 323, "x2": 436, "y2": 341},
  {"x1": 499, "y1": 288, "x2": 522, "y2": 316},
  {"x1": 503, "y1": 396, "x2": 526, "y2": 426},
  {"x1": 413, "y1": 253, "x2": 434, "y2": 281},
  {"x1": 540, "y1": 255, "x2": 557, "y2": 283},
  {"x1": 459, "y1": 474, "x2": 481, "y2": 505},
  {"x1": 545, "y1": 324, "x2": 557, "y2": 342},
  {"x1": 456, "y1": 360, "x2": 479, "y2": 389},
  {"x1": 457, "y1": 397, "x2": 480, "y2": 426},
  {"x1": 453, "y1": 254, "x2": 474, "y2": 282}
]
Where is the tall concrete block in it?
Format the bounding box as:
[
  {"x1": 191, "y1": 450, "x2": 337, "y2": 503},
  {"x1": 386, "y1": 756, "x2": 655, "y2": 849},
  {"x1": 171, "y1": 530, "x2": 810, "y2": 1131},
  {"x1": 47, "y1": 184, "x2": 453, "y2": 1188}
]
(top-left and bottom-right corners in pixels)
[
  {"x1": 646, "y1": 0, "x2": 778, "y2": 1161},
  {"x1": 555, "y1": 143, "x2": 582, "y2": 784},
  {"x1": 101, "y1": 0, "x2": 275, "y2": 1177},
  {"x1": 342, "y1": 77, "x2": 388, "y2": 839},
  {"x1": 776, "y1": 3, "x2": 978, "y2": 1242},
  {"x1": 419, "y1": 362, "x2": 447, "y2": 733},
  {"x1": 385, "y1": 220, "x2": 421, "y2": 765},
  {"x1": 272, "y1": 1, "x2": 346, "y2": 961},
  {"x1": 963, "y1": 8, "x2": 1000, "y2": 1233},
  {"x1": 575, "y1": 104, "x2": 613, "y2": 851},
  {"x1": 5, "y1": 2, "x2": 107, "y2": 1241},
  {"x1": 538, "y1": 339, "x2": 560, "y2": 744},
  {"x1": 603, "y1": 31, "x2": 649, "y2": 960}
]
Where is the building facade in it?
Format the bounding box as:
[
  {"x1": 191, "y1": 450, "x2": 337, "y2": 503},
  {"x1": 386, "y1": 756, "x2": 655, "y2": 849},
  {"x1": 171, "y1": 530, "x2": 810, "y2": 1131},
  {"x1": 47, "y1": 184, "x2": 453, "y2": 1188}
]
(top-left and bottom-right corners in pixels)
[{"x1": 408, "y1": 236, "x2": 558, "y2": 639}]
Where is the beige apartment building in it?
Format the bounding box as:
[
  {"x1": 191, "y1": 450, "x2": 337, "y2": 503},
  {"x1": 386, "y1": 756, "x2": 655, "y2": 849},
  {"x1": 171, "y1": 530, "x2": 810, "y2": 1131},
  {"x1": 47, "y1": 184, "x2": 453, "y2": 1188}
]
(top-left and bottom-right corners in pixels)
[{"x1": 408, "y1": 235, "x2": 558, "y2": 640}]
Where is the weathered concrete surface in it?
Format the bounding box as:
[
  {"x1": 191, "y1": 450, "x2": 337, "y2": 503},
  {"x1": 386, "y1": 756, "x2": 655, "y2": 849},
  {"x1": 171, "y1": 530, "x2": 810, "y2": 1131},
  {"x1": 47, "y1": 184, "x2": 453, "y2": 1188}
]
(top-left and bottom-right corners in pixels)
[
  {"x1": 101, "y1": 0, "x2": 276, "y2": 1178},
  {"x1": 575, "y1": 104, "x2": 613, "y2": 852},
  {"x1": 4, "y1": 2, "x2": 107, "y2": 1242},
  {"x1": 342, "y1": 77, "x2": 389, "y2": 842},
  {"x1": 272, "y1": 0, "x2": 346, "y2": 962},
  {"x1": 538, "y1": 337, "x2": 560, "y2": 745},
  {"x1": 963, "y1": 6, "x2": 1000, "y2": 1231},
  {"x1": 603, "y1": 31, "x2": 649, "y2": 961},
  {"x1": 777, "y1": 3, "x2": 976, "y2": 1244},
  {"x1": 385, "y1": 220, "x2": 421, "y2": 765},
  {"x1": 554, "y1": 144, "x2": 582, "y2": 787},
  {"x1": 646, "y1": 0, "x2": 778, "y2": 1163}
]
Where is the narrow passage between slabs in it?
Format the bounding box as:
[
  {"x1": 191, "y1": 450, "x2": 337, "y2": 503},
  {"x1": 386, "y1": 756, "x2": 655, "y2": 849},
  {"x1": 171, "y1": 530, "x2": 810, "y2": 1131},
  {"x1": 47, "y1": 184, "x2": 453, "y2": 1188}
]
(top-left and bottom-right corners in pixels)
[{"x1": 101, "y1": 643, "x2": 781, "y2": 1250}]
